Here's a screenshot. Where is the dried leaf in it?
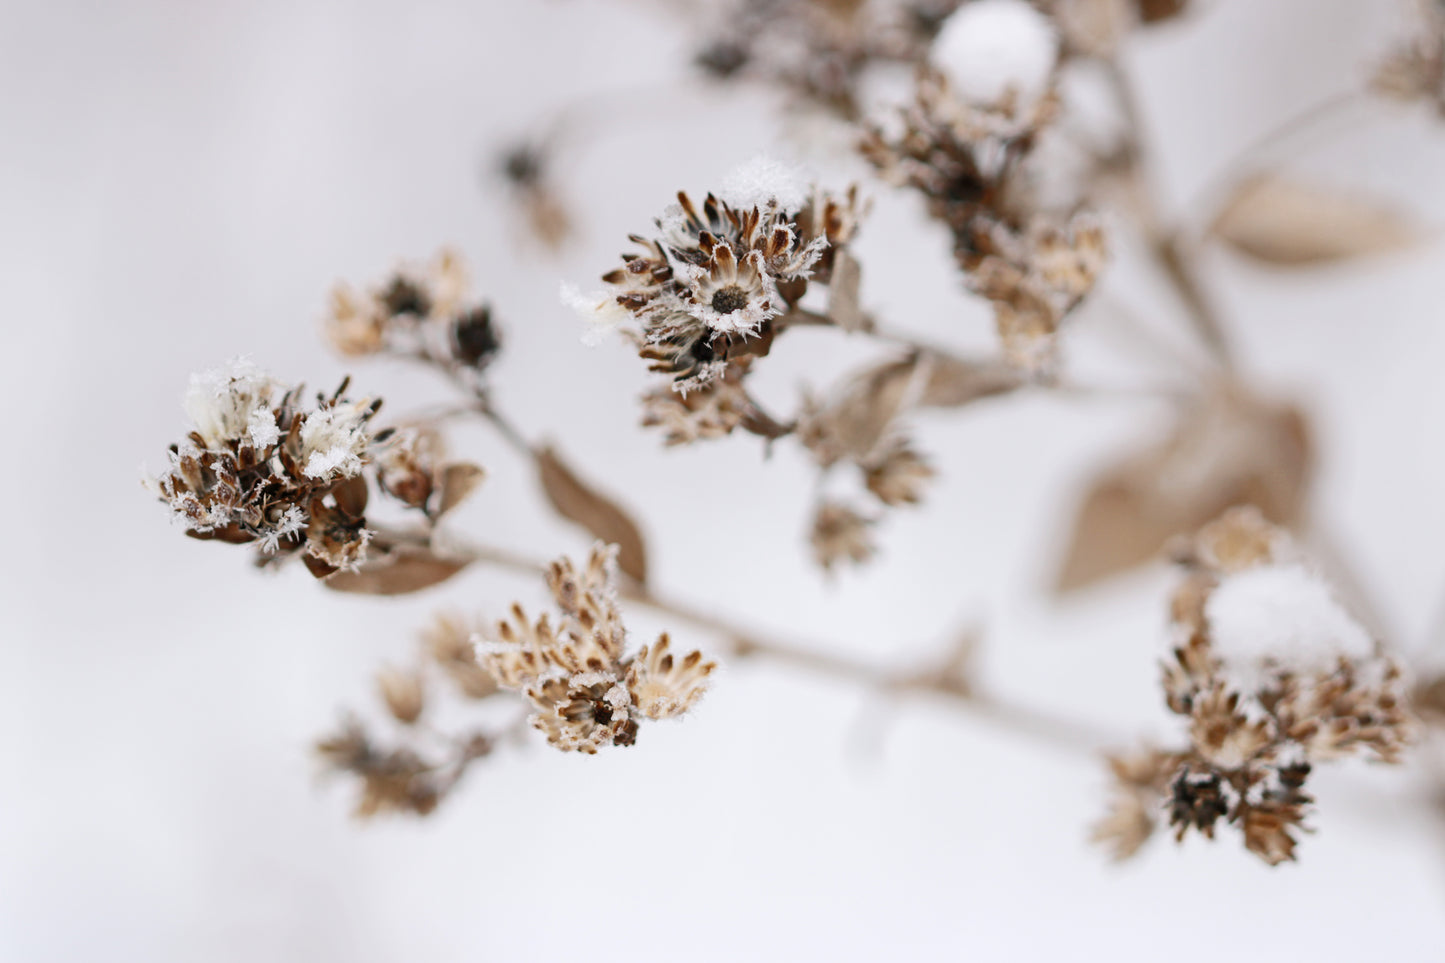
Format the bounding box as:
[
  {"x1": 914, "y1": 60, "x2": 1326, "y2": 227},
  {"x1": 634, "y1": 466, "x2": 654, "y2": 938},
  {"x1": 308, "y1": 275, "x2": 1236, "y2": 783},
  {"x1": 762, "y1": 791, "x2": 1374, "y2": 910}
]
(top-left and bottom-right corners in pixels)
[
  {"x1": 534, "y1": 446, "x2": 648, "y2": 584},
  {"x1": 1210, "y1": 175, "x2": 1420, "y2": 266},
  {"x1": 325, "y1": 545, "x2": 470, "y2": 596},
  {"x1": 827, "y1": 248, "x2": 866, "y2": 332},
  {"x1": 435, "y1": 463, "x2": 485, "y2": 518},
  {"x1": 916, "y1": 353, "x2": 1025, "y2": 409},
  {"x1": 1055, "y1": 385, "x2": 1312, "y2": 592}
]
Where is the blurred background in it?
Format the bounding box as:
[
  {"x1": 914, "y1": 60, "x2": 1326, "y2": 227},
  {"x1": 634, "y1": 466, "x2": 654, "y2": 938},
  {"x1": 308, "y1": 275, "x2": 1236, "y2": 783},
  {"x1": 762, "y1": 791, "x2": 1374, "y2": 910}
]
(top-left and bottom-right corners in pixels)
[{"x1": 5, "y1": 0, "x2": 1445, "y2": 959}]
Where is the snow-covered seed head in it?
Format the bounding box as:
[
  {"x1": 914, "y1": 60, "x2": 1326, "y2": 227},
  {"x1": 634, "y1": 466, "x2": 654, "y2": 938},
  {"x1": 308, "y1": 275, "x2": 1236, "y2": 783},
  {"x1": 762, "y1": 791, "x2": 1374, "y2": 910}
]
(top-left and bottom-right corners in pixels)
[
  {"x1": 931, "y1": 0, "x2": 1060, "y2": 108},
  {"x1": 182, "y1": 359, "x2": 280, "y2": 451}
]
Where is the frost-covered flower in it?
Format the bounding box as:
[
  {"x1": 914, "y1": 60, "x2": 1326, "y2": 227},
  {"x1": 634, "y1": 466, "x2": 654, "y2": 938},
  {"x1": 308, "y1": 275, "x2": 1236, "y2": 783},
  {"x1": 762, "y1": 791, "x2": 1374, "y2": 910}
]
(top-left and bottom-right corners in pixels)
[
  {"x1": 581, "y1": 178, "x2": 860, "y2": 397},
  {"x1": 182, "y1": 359, "x2": 280, "y2": 451},
  {"x1": 299, "y1": 400, "x2": 373, "y2": 480},
  {"x1": 1093, "y1": 507, "x2": 1415, "y2": 867},
  {"x1": 148, "y1": 362, "x2": 388, "y2": 577},
  {"x1": 931, "y1": 0, "x2": 1059, "y2": 109}
]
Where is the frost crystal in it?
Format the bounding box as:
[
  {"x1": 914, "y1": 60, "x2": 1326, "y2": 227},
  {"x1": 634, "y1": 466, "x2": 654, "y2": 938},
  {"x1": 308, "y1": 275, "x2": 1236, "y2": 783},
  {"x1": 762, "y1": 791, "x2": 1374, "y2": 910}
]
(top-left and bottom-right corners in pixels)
[
  {"x1": 559, "y1": 282, "x2": 631, "y2": 346},
  {"x1": 931, "y1": 0, "x2": 1059, "y2": 107},
  {"x1": 299, "y1": 402, "x2": 371, "y2": 479},
  {"x1": 718, "y1": 155, "x2": 811, "y2": 212},
  {"x1": 1205, "y1": 563, "x2": 1374, "y2": 684},
  {"x1": 182, "y1": 359, "x2": 279, "y2": 451}
]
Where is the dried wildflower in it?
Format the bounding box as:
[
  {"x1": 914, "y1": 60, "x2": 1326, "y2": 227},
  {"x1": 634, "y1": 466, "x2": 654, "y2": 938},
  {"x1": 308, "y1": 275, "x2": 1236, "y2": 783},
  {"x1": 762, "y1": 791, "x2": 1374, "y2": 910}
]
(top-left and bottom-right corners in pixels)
[
  {"x1": 498, "y1": 141, "x2": 573, "y2": 250},
  {"x1": 316, "y1": 718, "x2": 445, "y2": 818},
  {"x1": 640, "y1": 374, "x2": 750, "y2": 446},
  {"x1": 423, "y1": 612, "x2": 500, "y2": 700},
  {"x1": 862, "y1": 48, "x2": 1107, "y2": 370},
  {"x1": 147, "y1": 361, "x2": 386, "y2": 575},
  {"x1": 687, "y1": 0, "x2": 968, "y2": 115},
  {"x1": 324, "y1": 249, "x2": 501, "y2": 375},
  {"x1": 579, "y1": 170, "x2": 865, "y2": 447},
  {"x1": 626, "y1": 634, "x2": 717, "y2": 719},
  {"x1": 1374, "y1": 0, "x2": 1445, "y2": 113},
  {"x1": 376, "y1": 667, "x2": 426, "y2": 725},
  {"x1": 810, "y1": 501, "x2": 877, "y2": 572},
  {"x1": 1093, "y1": 508, "x2": 1416, "y2": 865},
  {"x1": 316, "y1": 712, "x2": 496, "y2": 819},
  {"x1": 1092, "y1": 748, "x2": 1177, "y2": 861},
  {"x1": 474, "y1": 544, "x2": 713, "y2": 754},
  {"x1": 862, "y1": 437, "x2": 936, "y2": 506}
]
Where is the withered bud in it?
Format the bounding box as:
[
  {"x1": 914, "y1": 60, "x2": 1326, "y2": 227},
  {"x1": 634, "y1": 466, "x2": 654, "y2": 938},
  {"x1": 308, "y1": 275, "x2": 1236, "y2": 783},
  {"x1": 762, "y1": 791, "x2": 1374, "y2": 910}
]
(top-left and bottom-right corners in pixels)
[
  {"x1": 377, "y1": 667, "x2": 426, "y2": 724},
  {"x1": 451, "y1": 305, "x2": 501, "y2": 368}
]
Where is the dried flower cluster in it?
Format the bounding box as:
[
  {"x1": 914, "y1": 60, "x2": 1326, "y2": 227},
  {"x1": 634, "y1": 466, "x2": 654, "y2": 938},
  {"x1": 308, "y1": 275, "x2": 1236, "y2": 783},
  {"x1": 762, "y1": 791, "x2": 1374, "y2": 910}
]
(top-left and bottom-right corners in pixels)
[
  {"x1": 147, "y1": 361, "x2": 384, "y2": 575},
  {"x1": 862, "y1": 61, "x2": 1105, "y2": 371},
  {"x1": 1374, "y1": 0, "x2": 1445, "y2": 114},
  {"x1": 141, "y1": 0, "x2": 1435, "y2": 874},
  {"x1": 148, "y1": 359, "x2": 486, "y2": 589},
  {"x1": 581, "y1": 178, "x2": 862, "y2": 397},
  {"x1": 478, "y1": 544, "x2": 716, "y2": 752},
  {"x1": 316, "y1": 614, "x2": 504, "y2": 817},
  {"x1": 1093, "y1": 508, "x2": 1416, "y2": 865},
  {"x1": 690, "y1": 0, "x2": 967, "y2": 116},
  {"x1": 326, "y1": 248, "x2": 501, "y2": 378}
]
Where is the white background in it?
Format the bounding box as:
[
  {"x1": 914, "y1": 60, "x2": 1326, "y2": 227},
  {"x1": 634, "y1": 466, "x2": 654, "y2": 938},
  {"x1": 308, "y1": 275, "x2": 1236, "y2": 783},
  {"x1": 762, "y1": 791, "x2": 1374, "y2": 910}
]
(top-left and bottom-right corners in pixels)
[{"x1": 5, "y1": 0, "x2": 1445, "y2": 959}]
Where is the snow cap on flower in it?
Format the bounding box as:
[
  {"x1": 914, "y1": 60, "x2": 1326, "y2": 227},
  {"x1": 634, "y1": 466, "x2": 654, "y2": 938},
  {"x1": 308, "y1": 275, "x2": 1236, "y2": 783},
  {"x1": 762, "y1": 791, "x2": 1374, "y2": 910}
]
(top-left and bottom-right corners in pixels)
[{"x1": 931, "y1": 0, "x2": 1059, "y2": 108}]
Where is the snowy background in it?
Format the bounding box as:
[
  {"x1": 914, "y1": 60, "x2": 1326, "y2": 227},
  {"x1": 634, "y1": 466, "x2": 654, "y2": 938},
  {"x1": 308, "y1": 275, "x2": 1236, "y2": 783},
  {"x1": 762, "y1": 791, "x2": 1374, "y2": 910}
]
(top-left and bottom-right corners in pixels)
[{"x1": 5, "y1": 0, "x2": 1445, "y2": 959}]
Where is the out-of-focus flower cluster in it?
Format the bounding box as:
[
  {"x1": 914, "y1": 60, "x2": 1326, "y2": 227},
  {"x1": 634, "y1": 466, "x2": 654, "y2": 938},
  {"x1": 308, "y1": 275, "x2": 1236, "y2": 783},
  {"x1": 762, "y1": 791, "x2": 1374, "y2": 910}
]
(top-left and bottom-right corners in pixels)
[
  {"x1": 316, "y1": 614, "x2": 503, "y2": 818},
  {"x1": 1093, "y1": 508, "x2": 1416, "y2": 865},
  {"x1": 684, "y1": 0, "x2": 1192, "y2": 115},
  {"x1": 478, "y1": 544, "x2": 716, "y2": 753},
  {"x1": 1374, "y1": 0, "x2": 1445, "y2": 114},
  {"x1": 325, "y1": 248, "x2": 501, "y2": 377},
  {"x1": 862, "y1": 35, "x2": 1106, "y2": 372}
]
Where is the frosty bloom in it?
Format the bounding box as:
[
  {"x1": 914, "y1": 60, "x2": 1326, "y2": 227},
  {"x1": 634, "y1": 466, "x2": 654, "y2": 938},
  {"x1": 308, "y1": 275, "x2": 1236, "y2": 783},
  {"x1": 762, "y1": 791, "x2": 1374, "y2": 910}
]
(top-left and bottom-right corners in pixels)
[
  {"x1": 182, "y1": 359, "x2": 280, "y2": 451},
  {"x1": 1205, "y1": 563, "x2": 1375, "y2": 693},
  {"x1": 590, "y1": 187, "x2": 856, "y2": 392},
  {"x1": 299, "y1": 401, "x2": 373, "y2": 480},
  {"x1": 473, "y1": 544, "x2": 715, "y2": 754},
  {"x1": 718, "y1": 154, "x2": 812, "y2": 212},
  {"x1": 931, "y1": 0, "x2": 1059, "y2": 108},
  {"x1": 149, "y1": 365, "x2": 390, "y2": 578}
]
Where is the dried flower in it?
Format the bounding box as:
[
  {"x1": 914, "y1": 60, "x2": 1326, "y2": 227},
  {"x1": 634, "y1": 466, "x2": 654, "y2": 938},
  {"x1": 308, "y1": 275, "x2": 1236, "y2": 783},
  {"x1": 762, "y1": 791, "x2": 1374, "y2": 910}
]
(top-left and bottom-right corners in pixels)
[
  {"x1": 581, "y1": 179, "x2": 862, "y2": 400},
  {"x1": 810, "y1": 501, "x2": 877, "y2": 572},
  {"x1": 1093, "y1": 508, "x2": 1416, "y2": 865},
  {"x1": 377, "y1": 667, "x2": 426, "y2": 725},
  {"x1": 324, "y1": 249, "x2": 501, "y2": 375},
  {"x1": 862, "y1": 58, "x2": 1106, "y2": 370},
  {"x1": 475, "y1": 544, "x2": 714, "y2": 753},
  {"x1": 147, "y1": 362, "x2": 385, "y2": 575}
]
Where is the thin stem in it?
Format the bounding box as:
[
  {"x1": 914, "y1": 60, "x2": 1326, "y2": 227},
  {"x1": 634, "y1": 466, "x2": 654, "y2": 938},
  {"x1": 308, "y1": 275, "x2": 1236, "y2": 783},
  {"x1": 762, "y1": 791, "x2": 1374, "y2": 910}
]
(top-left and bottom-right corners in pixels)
[
  {"x1": 1102, "y1": 56, "x2": 1237, "y2": 371},
  {"x1": 1184, "y1": 90, "x2": 1366, "y2": 230},
  {"x1": 457, "y1": 541, "x2": 1117, "y2": 755}
]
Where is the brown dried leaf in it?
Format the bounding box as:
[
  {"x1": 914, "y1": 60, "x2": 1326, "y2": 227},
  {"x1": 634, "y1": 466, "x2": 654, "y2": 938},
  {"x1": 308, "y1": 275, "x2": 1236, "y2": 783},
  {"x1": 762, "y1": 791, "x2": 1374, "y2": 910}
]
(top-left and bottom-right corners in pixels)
[
  {"x1": 435, "y1": 462, "x2": 485, "y2": 518},
  {"x1": 1210, "y1": 175, "x2": 1420, "y2": 266},
  {"x1": 1055, "y1": 385, "x2": 1312, "y2": 592},
  {"x1": 827, "y1": 248, "x2": 866, "y2": 332},
  {"x1": 916, "y1": 353, "x2": 1025, "y2": 409},
  {"x1": 325, "y1": 545, "x2": 470, "y2": 596},
  {"x1": 534, "y1": 446, "x2": 648, "y2": 584}
]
